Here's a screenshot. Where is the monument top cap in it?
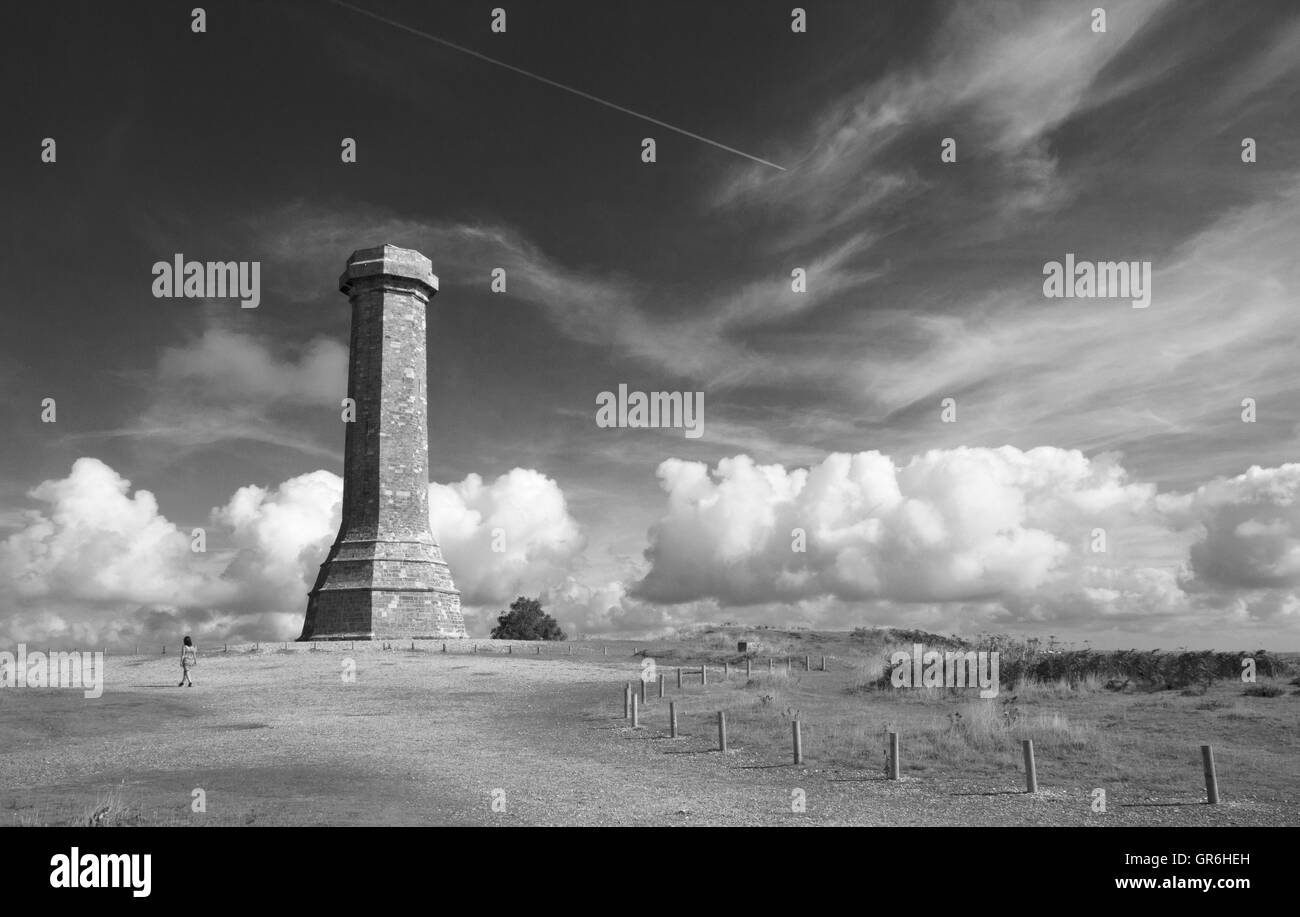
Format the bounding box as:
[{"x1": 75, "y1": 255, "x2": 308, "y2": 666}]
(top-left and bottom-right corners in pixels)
[{"x1": 339, "y1": 243, "x2": 439, "y2": 294}]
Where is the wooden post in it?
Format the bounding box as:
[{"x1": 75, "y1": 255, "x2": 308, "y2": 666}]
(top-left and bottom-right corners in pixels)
[
  {"x1": 670, "y1": 701, "x2": 678, "y2": 738},
  {"x1": 1022, "y1": 739, "x2": 1038, "y2": 794},
  {"x1": 786, "y1": 657, "x2": 792, "y2": 675},
  {"x1": 821, "y1": 655, "x2": 826, "y2": 671},
  {"x1": 676, "y1": 667, "x2": 683, "y2": 689},
  {"x1": 603, "y1": 646, "x2": 607, "y2": 656},
  {"x1": 639, "y1": 678, "x2": 647, "y2": 704},
  {"x1": 658, "y1": 674, "x2": 665, "y2": 698},
  {"x1": 623, "y1": 683, "x2": 631, "y2": 718},
  {"x1": 508, "y1": 645, "x2": 512, "y2": 655},
  {"x1": 888, "y1": 732, "x2": 900, "y2": 780},
  {"x1": 162, "y1": 645, "x2": 166, "y2": 655},
  {"x1": 701, "y1": 664, "x2": 708, "y2": 686},
  {"x1": 411, "y1": 641, "x2": 415, "y2": 652},
  {"x1": 805, "y1": 654, "x2": 810, "y2": 671},
  {"x1": 442, "y1": 643, "x2": 446, "y2": 653},
  {"x1": 746, "y1": 659, "x2": 752, "y2": 677},
  {"x1": 472, "y1": 643, "x2": 477, "y2": 654},
  {"x1": 793, "y1": 720, "x2": 803, "y2": 765},
  {"x1": 631, "y1": 694, "x2": 640, "y2": 728},
  {"x1": 569, "y1": 644, "x2": 573, "y2": 655},
  {"x1": 1201, "y1": 745, "x2": 1220, "y2": 804},
  {"x1": 718, "y1": 711, "x2": 728, "y2": 752},
  {"x1": 724, "y1": 661, "x2": 730, "y2": 678},
  {"x1": 134, "y1": 644, "x2": 138, "y2": 656},
  {"x1": 769, "y1": 658, "x2": 774, "y2": 674}
]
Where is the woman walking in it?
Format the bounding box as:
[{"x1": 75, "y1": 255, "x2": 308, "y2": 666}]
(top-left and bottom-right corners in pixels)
[{"x1": 179, "y1": 635, "x2": 198, "y2": 687}]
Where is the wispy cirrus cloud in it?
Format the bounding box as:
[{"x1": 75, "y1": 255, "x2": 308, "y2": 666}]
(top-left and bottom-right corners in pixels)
[{"x1": 712, "y1": 0, "x2": 1175, "y2": 241}]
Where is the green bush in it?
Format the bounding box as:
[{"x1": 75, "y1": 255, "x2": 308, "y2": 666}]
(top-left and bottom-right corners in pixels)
[{"x1": 490, "y1": 596, "x2": 566, "y2": 641}]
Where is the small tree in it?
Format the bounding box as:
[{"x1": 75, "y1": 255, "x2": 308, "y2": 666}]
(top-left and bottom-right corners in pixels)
[{"x1": 490, "y1": 596, "x2": 566, "y2": 641}]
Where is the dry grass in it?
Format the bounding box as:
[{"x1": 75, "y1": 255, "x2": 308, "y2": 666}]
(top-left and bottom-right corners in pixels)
[{"x1": 2, "y1": 634, "x2": 1296, "y2": 825}]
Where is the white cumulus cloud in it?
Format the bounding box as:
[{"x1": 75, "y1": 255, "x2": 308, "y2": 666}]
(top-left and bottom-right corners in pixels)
[
  {"x1": 429, "y1": 468, "x2": 585, "y2": 606},
  {"x1": 0, "y1": 459, "x2": 585, "y2": 644},
  {"x1": 633, "y1": 447, "x2": 1159, "y2": 607}
]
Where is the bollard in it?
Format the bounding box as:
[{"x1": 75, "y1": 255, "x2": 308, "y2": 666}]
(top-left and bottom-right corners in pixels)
[
  {"x1": 473, "y1": 644, "x2": 477, "y2": 654},
  {"x1": 569, "y1": 644, "x2": 573, "y2": 655},
  {"x1": 162, "y1": 645, "x2": 166, "y2": 655},
  {"x1": 702, "y1": 664, "x2": 708, "y2": 686},
  {"x1": 670, "y1": 701, "x2": 678, "y2": 738},
  {"x1": 724, "y1": 661, "x2": 730, "y2": 678},
  {"x1": 769, "y1": 658, "x2": 774, "y2": 674},
  {"x1": 1022, "y1": 739, "x2": 1038, "y2": 794},
  {"x1": 888, "y1": 732, "x2": 900, "y2": 780},
  {"x1": 746, "y1": 659, "x2": 752, "y2": 678},
  {"x1": 658, "y1": 673, "x2": 665, "y2": 698},
  {"x1": 411, "y1": 641, "x2": 415, "y2": 652},
  {"x1": 442, "y1": 643, "x2": 446, "y2": 653},
  {"x1": 603, "y1": 646, "x2": 607, "y2": 656},
  {"x1": 821, "y1": 655, "x2": 826, "y2": 671},
  {"x1": 677, "y1": 667, "x2": 683, "y2": 689},
  {"x1": 718, "y1": 711, "x2": 728, "y2": 752},
  {"x1": 508, "y1": 645, "x2": 512, "y2": 655},
  {"x1": 805, "y1": 654, "x2": 810, "y2": 671},
  {"x1": 536, "y1": 645, "x2": 541, "y2": 655},
  {"x1": 793, "y1": 720, "x2": 803, "y2": 765},
  {"x1": 624, "y1": 683, "x2": 631, "y2": 719},
  {"x1": 632, "y1": 694, "x2": 640, "y2": 728},
  {"x1": 1202, "y1": 745, "x2": 1220, "y2": 804},
  {"x1": 639, "y1": 678, "x2": 647, "y2": 704},
  {"x1": 224, "y1": 643, "x2": 228, "y2": 653}
]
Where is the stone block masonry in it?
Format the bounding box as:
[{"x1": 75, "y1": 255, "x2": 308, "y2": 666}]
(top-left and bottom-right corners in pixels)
[{"x1": 299, "y1": 244, "x2": 467, "y2": 640}]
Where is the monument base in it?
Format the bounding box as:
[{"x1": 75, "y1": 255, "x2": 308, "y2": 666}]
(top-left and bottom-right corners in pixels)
[
  {"x1": 299, "y1": 536, "x2": 467, "y2": 640},
  {"x1": 300, "y1": 587, "x2": 466, "y2": 640}
]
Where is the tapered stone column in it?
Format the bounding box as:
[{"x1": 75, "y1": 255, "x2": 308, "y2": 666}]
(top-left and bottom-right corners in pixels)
[{"x1": 299, "y1": 244, "x2": 465, "y2": 640}]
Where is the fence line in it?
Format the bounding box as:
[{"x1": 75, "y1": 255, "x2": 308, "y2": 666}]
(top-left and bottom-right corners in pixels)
[{"x1": 610, "y1": 680, "x2": 1227, "y2": 806}]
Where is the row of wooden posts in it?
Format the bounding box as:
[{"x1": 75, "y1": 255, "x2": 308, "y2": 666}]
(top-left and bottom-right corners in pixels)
[
  {"x1": 149, "y1": 644, "x2": 832, "y2": 676},
  {"x1": 155, "y1": 642, "x2": 596, "y2": 654},
  {"x1": 621, "y1": 682, "x2": 807, "y2": 766},
  {"x1": 617, "y1": 684, "x2": 1225, "y2": 805}
]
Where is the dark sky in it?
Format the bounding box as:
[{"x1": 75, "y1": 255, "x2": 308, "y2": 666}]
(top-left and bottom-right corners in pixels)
[{"x1": 3, "y1": 0, "x2": 1300, "y2": 649}]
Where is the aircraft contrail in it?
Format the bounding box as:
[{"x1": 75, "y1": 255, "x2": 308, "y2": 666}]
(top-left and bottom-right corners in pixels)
[{"x1": 325, "y1": 0, "x2": 788, "y2": 172}]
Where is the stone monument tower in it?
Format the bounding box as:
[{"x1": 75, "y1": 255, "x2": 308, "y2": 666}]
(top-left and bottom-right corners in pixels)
[{"x1": 299, "y1": 244, "x2": 466, "y2": 640}]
